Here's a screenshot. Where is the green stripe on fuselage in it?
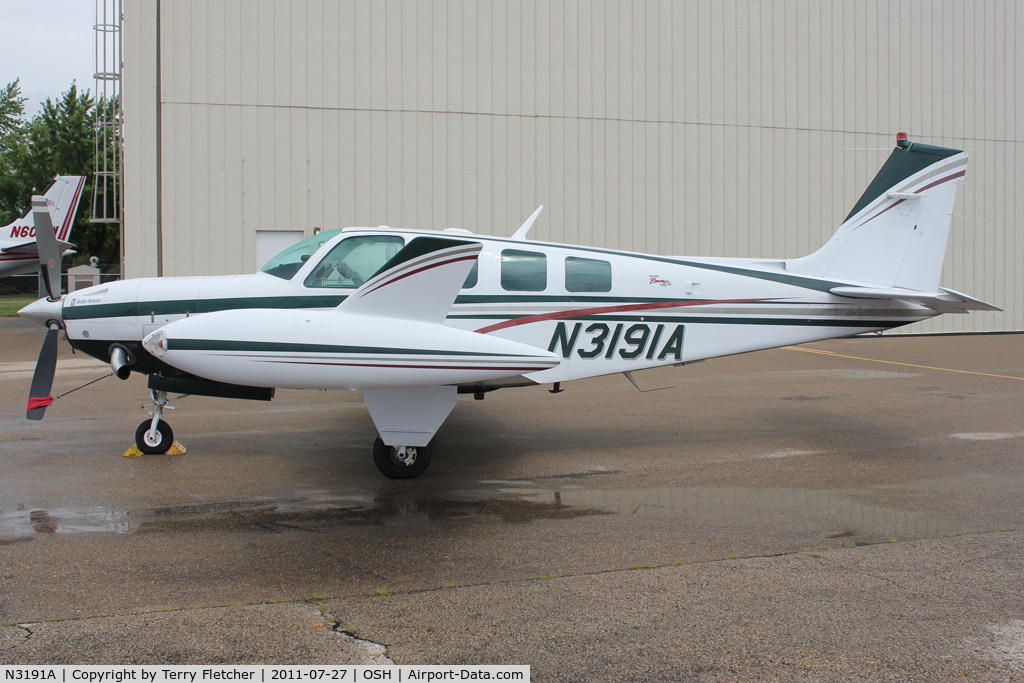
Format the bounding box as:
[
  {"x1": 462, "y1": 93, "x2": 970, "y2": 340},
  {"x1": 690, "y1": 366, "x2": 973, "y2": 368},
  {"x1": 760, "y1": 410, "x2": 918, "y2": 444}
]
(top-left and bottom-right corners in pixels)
[
  {"x1": 166, "y1": 338, "x2": 528, "y2": 357},
  {"x1": 62, "y1": 294, "x2": 778, "y2": 321},
  {"x1": 63, "y1": 295, "x2": 350, "y2": 321}
]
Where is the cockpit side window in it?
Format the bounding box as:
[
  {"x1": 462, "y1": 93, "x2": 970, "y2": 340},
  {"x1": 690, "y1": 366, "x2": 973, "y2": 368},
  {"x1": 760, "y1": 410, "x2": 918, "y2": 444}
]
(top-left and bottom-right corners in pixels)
[
  {"x1": 261, "y1": 229, "x2": 342, "y2": 280},
  {"x1": 462, "y1": 261, "x2": 479, "y2": 289},
  {"x1": 304, "y1": 234, "x2": 406, "y2": 288}
]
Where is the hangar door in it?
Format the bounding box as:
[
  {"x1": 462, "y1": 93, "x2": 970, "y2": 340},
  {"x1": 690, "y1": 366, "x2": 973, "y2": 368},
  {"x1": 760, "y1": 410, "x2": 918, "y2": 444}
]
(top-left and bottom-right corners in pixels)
[{"x1": 255, "y1": 230, "x2": 304, "y2": 271}]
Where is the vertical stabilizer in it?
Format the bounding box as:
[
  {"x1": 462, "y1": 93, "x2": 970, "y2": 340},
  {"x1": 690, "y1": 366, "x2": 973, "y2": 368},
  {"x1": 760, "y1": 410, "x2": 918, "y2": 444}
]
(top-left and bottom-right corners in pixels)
[
  {"x1": 789, "y1": 136, "x2": 967, "y2": 292},
  {"x1": 2, "y1": 175, "x2": 87, "y2": 242}
]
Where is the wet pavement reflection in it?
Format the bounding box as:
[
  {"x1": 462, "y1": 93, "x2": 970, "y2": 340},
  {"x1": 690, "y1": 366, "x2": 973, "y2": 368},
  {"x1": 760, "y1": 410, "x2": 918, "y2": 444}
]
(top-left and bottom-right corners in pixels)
[{"x1": 1, "y1": 479, "x2": 1005, "y2": 549}]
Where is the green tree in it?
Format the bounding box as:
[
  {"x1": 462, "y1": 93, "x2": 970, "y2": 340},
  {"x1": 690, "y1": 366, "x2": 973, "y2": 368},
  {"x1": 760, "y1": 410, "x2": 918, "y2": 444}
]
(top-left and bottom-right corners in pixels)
[
  {"x1": 0, "y1": 79, "x2": 28, "y2": 226},
  {"x1": 0, "y1": 79, "x2": 26, "y2": 145},
  {"x1": 0, "y1": 82, "x2": 121, "y2": 271}
]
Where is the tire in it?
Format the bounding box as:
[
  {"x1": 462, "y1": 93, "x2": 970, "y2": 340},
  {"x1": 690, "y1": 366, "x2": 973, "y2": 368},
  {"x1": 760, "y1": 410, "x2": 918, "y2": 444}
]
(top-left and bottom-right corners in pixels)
[
  {"x1": 372, "y1": 437, "x2": 431, "y2": 479},
  {"x1": 135, "y1": 419, "x2": 174, "y2": 455}
]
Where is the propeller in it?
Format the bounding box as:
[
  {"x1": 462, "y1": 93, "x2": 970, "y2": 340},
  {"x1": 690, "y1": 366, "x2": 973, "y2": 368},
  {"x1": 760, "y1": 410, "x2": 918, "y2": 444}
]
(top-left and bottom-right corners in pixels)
[
  {"x1": 25, "y1": 196, "x2": 63, "y2": 420},
  {"x1": 32, "y1": 195, "x2": 61, "y2": 300},
  {"x1": 26, "y1": 325, "x2": 60, "y2": 420}
]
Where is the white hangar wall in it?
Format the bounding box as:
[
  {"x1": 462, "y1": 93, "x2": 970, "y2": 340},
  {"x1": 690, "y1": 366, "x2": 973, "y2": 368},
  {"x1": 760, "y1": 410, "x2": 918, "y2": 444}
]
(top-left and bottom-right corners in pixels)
[{"x1": 123, "y1": 0, "x2": 1023, "y2": 334}]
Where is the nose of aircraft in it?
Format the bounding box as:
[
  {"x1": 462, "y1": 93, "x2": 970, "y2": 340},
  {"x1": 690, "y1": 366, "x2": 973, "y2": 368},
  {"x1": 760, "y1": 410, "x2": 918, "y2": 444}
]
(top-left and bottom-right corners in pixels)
[{"x1": 18, "y1": 296, "x2": 64, "y2": 328}]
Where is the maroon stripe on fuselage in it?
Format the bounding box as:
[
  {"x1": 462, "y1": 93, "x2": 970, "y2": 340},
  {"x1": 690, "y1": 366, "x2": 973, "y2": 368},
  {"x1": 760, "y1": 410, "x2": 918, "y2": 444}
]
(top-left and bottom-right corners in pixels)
[{"x1": 473, "y1": 297, "x2": 779, "y2": 334}]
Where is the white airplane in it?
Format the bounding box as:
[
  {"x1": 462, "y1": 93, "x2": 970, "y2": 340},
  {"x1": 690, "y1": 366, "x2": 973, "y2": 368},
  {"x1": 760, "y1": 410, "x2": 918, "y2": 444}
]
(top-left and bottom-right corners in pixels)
[
  {"x1": 19, "y1": 135, "x2": 998, "y2": 478},
  {"x1": 0, "y1": 175, "x2": 86, "y2": 278}
]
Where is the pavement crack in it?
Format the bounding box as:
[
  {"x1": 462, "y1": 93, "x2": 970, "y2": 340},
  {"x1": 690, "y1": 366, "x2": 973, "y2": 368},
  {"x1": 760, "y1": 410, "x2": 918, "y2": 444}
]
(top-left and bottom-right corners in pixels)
[
  {"x1": 329, "y1": 624, "x2": 395, "y2": 665},
  {"x1": 4, "y1": 623, "x2": 34, "y2": 641},
  {"x1": 308, "y1": 599, "x2": 395, "y2": 665}
]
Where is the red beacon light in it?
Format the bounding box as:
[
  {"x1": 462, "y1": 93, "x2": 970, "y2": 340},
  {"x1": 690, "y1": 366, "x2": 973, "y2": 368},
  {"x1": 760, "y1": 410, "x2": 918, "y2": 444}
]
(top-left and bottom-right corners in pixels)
[{"x1": 896, "y1": 131, "x2": 911, "y2": 149}]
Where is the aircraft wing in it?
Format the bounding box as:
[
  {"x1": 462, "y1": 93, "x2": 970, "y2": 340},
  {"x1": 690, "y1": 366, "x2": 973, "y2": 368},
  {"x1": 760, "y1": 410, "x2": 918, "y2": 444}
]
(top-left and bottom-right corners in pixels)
[
  {"x1": 0, "y1": 239, "x2": 75, "y2": 256},
  {"x1": 830, "y1": 286, "x2": 1001, "y2": 314}
]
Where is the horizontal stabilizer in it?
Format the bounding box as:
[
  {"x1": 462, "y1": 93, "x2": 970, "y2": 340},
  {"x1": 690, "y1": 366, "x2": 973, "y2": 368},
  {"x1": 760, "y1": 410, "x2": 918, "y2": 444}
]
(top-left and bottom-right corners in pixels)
[
  {"x1": 1, "y1": 239, "x2": 75, "y2": 255},
  {"x1": 339, "y1": 236, "x2": 482, "y2": 323},
  {"x1": 830, "y1": 286, "x2": 1001, "y2": 314}
]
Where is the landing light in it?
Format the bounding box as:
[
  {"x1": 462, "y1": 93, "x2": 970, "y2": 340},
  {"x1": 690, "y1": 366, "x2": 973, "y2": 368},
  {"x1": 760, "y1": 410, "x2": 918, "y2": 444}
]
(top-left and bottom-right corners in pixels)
[{"x1": 143, "y1": 330, "x2": 169, "y2": 357}]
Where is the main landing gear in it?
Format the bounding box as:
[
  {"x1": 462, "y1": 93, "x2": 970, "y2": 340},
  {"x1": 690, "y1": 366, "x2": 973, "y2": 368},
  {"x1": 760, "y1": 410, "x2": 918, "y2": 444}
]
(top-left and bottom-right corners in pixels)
[
  {"x1": 135, "y1": 389, "x2": 177, "y2": 454},
  {"x1": 127, "y1": 385, "x2": 450, "y2": 479},
  {"x1": 372, "y1": 437, "x2": 432, "y2": 479},
  {"x1": 363, "y1": 385, "x2": 455, "y2": 480}
]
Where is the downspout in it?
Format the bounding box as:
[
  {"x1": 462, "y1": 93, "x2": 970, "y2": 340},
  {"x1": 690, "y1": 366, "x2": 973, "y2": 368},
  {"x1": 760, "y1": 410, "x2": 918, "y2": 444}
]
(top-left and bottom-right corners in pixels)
[{"x1": 154, "y1": 0, "x2": 163, "y2": 276}]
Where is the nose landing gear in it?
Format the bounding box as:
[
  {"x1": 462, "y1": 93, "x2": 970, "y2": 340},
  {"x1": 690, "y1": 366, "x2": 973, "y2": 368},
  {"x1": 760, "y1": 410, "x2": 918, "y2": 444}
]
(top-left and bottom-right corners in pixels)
[{"x1": 135, "y1": 389, "x2": 178, "y2": 455}]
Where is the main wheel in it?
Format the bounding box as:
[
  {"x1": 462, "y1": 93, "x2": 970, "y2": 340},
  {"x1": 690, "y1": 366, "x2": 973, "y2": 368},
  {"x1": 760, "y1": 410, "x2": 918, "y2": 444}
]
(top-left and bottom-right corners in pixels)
[
  {"x1": 135, "y1": 419, "x2": 174, "y2": 455},
  {"x1": 373, "y1": 437, "x2": 431, "y2": 479}
]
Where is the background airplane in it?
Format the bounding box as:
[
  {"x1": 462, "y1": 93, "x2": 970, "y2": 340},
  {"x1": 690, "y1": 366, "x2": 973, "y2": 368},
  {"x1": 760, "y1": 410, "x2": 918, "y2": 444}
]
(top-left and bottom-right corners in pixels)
[
  {"x1": 19, "y1": 136, "x2": 998, "y2": 478},
  {"x1": 0, "y1": 175, "x2": 86, "y2": 278}
]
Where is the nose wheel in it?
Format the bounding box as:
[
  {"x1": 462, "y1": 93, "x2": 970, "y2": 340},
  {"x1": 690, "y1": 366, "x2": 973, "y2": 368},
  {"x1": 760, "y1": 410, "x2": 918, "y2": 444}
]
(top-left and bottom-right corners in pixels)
[
  {"x1": 135, "y1": 389, "x2": 177, "y2": 454},
  {"x1": 135, "y1": 418, "x2": 174, "y2": 454},
  {"x1": 373, "y1": 437, "x2": 431, "y2": 479}
]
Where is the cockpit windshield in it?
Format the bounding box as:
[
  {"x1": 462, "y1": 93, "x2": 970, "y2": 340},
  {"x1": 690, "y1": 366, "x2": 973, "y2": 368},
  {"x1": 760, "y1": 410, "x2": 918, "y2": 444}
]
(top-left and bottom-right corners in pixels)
[
  {"x1": 304, "y1": 234, "x2": 406, "y2": 288},
  {"x1": 260, "y1": 229, "x2": 342, "y2": 280}
]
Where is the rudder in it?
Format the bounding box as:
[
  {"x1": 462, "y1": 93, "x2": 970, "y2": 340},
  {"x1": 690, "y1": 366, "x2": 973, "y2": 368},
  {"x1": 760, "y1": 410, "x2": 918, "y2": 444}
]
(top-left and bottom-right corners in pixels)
[{"x1": 789, "y1": 135, "x2": 967, "y2": 292}]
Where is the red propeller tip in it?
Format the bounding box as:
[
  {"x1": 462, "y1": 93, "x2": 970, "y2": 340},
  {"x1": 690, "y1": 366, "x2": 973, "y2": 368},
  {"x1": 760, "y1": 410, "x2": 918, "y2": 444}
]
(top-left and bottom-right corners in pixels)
[{"x1": 27, "y1": 396, "x2": 54, "y2": 411}]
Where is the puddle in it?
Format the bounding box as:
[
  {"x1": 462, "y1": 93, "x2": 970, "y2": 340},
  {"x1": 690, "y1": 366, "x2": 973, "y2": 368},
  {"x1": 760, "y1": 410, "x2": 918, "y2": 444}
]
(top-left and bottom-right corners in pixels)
[
  {"x1": 0, "y1": 507, "x2": 131, "y2": 540},
  {"x1": 0, "y1": 489, "x2": 611, "y2": 540},
  {"x1": 0, "y1": 482, "x2": 1000, "y2": 545}
]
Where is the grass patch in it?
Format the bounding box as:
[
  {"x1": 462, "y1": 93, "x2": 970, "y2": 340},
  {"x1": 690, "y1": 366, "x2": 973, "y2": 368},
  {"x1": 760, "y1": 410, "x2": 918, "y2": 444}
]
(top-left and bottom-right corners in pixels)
[
  {"x1": 373, "y1": 588, "x2": 392, "y2": 596},
  {"x1": 0, "y1": 295, "x2": 33, "y2": 317},
  {"x1": 535, "y1": 574, "x2": 557, "y2": 580},
  {"x1": 628, "y1": 564, "x2": 655, "y2": 570}
]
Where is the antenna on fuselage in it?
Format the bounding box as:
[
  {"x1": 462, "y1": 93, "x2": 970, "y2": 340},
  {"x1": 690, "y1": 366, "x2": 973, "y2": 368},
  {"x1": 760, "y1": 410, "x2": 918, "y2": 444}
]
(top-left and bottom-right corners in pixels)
[{"x1": 511, "y1": 205, "x2": 543, "y2": 240}]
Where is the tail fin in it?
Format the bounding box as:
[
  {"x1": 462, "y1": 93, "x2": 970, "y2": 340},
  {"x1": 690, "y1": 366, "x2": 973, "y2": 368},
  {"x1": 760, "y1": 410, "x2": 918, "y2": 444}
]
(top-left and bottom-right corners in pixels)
[
  {"x1": 789, "y1": 136, "x2": 967, "y2": 292},
  {"x1": 2, "y1": 175, "x2": 86, "y2": 242}
]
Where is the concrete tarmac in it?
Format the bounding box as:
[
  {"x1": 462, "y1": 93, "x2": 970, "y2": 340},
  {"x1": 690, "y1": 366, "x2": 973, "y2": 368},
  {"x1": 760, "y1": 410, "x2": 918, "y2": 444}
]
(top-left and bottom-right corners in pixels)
[{"x1": 1, "y1": 317, "x2": 1022, "y2": 679}]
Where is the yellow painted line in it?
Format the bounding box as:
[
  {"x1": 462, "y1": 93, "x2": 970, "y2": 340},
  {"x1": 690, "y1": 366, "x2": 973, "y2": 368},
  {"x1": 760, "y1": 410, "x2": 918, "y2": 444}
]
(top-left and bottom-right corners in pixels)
[{"x1": 785, "y1": 346, "x2": 1024, "y2": 382}]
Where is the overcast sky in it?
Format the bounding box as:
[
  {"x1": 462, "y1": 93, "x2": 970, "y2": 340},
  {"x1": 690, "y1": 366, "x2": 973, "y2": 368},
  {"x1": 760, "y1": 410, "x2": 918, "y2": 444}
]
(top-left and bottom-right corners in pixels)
[{"x1": 0, "y1": 0, "x2": 99, "y2": 116}]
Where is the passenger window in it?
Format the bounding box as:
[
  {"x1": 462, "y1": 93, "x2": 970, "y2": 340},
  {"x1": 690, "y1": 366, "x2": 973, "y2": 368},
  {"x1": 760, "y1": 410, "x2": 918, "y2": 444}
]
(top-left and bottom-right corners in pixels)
[
  {"x1": 501, "y1": 249, "x2": 547, "y2": 291},
  {"x1": 565, "y1": 256, "x2": 612, "y2": 292},
  {"x1": 304, "y1": 235, "x2": 405, "y2": 288},
  {"x1": 462, "y1": 261, "x2": 479, "y2": 289}
]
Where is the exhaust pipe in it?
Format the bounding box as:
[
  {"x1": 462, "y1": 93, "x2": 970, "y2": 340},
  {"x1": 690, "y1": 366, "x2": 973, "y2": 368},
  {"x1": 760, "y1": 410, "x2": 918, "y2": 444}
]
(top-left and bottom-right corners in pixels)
[{"x1": 110, "y1": 345, "x2": 133, "y2": 380}]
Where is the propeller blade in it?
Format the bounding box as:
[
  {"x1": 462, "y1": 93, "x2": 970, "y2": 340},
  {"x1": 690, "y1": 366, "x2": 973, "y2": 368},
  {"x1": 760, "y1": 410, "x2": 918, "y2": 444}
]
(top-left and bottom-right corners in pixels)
[
  {"x1": 32, "y1": 196, "x2": 61, "y2": 300},
  {"x1": 27, "y1": 325, "x2": 60, "y2": 420}
]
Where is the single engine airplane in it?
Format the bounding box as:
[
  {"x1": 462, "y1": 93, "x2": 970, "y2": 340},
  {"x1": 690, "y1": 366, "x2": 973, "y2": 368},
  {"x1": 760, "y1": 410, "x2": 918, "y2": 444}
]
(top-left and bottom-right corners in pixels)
[
  {"x1": 19, "y1": 135, "x2": 998, "y2": 478},
  {"x1": 0, "y1": 175, "x2": 86, "y2": 278}
]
